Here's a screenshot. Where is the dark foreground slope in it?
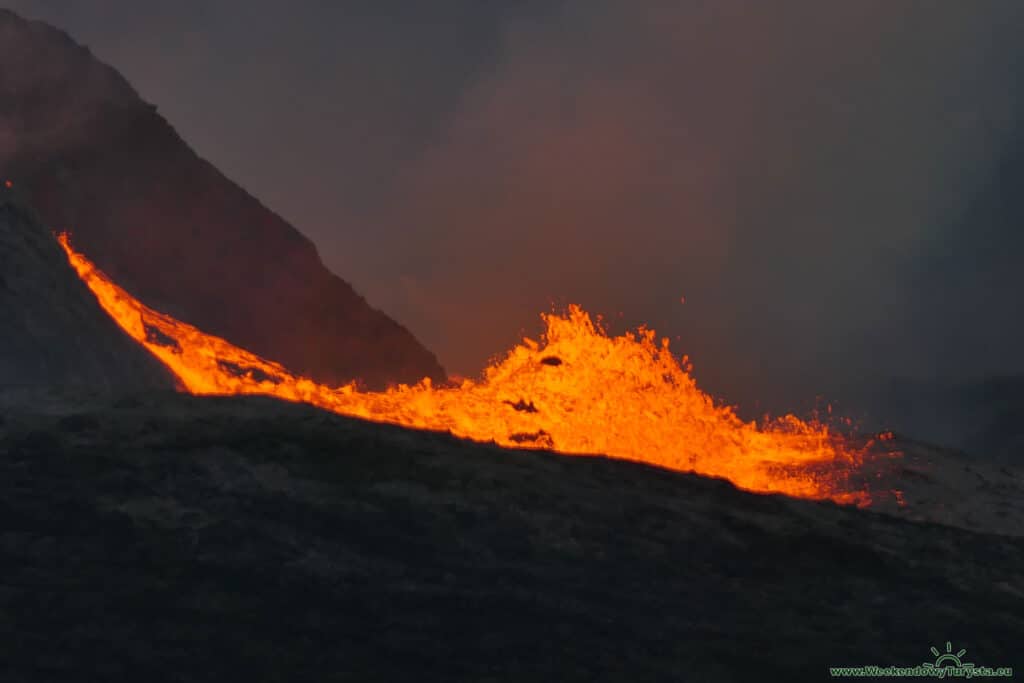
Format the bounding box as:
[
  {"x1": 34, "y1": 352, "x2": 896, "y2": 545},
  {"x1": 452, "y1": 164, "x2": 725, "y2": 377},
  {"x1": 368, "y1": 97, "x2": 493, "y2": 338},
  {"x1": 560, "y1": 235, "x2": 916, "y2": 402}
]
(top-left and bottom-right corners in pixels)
[
  {"x1": 0, "y1": 8, "x2": 444, "y2": 389},
  {"x1": 1, "y1": 393, "x2": 1021, "y2": 682},
  {"x1": 0, "y1": 194, "x2": 175, "y2": 392}
]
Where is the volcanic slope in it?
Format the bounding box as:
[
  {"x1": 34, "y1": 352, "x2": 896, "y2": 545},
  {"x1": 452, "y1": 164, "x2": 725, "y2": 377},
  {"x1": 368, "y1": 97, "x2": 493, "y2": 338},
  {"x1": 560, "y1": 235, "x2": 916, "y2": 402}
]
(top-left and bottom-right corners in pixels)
[
  {"x1": 1, "y1": 392, "x2": 1021, "y2": 682},
  {"x1": 0, "y1": 192, "x2": 175, "y2": 393},
  {"x1": 0, "y1": 8, "x2": 444, "y2": 389}
]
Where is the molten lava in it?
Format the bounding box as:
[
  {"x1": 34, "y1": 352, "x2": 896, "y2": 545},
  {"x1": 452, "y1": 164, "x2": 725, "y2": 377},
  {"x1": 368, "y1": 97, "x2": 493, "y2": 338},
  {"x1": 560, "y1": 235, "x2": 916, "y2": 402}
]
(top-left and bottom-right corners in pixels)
[{"x1": 59, "y1": 234, "x2": 872, "y2": 504}]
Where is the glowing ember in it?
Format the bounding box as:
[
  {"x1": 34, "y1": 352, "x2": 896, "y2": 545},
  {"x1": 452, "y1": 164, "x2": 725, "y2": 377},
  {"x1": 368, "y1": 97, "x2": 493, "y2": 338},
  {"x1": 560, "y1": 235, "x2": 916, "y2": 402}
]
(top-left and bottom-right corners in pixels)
[{"x1": 59, "y1": 233, "x2": 871, "y2": 504}]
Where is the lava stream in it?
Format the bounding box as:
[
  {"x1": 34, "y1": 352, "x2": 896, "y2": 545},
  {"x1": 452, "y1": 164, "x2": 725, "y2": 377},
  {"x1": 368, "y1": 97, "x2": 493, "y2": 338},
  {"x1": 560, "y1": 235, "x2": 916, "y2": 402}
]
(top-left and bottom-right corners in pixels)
[{"x1": 59, "y1": 233, "x2": 872, "y2": 504}]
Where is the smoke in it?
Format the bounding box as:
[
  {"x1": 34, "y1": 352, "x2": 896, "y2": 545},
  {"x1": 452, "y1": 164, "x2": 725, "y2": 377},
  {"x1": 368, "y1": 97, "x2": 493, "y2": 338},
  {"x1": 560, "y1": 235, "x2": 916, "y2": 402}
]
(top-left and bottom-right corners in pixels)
[
  {"x1": 369, "y1": 1, "x2": 1024, "y2": 412},
  {"x1": 6, "y1": 1, "x2": 1024, "y2": 418}
]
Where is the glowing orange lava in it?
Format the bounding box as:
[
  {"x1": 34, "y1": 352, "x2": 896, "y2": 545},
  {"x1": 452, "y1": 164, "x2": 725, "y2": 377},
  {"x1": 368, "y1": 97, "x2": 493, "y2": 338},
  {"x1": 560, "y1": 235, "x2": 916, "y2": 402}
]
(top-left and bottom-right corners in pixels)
[{"x1": 59, "y1": 233, "x2": 872, "y2": 504}]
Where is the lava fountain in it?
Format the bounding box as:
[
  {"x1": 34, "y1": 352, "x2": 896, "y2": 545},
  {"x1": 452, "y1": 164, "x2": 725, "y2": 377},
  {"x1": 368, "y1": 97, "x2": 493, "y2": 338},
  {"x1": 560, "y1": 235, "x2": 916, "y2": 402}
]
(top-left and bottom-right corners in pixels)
[{"x1": 59, "y1": 233, "x2": 875, "y2": 504}]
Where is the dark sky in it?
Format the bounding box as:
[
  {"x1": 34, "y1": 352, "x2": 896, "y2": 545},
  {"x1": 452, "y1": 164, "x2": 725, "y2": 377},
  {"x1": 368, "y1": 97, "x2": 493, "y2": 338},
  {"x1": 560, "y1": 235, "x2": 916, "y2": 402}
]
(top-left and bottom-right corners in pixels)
[{"x1": 7, "y1": 1, "x2": 1024, "y2": 413}]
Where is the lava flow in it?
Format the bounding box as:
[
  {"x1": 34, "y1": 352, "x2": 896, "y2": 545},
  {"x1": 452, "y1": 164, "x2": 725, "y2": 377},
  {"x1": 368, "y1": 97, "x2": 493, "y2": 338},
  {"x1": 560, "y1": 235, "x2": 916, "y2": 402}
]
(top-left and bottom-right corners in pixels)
[{"x1": 59, "y1": 233, "x2": 874, "y2": 504}]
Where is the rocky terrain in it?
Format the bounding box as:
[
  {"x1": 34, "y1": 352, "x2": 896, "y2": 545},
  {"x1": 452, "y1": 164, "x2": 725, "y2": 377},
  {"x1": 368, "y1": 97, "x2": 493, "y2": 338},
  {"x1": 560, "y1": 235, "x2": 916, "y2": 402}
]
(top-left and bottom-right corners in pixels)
[
  {"x1": 0, "y1": 392, "x2": 1021, "y2": 682},
  {"x1": 0, "y1": 190, "x2": 175, "y2": 393},
  {"x1": 0, "y1": 7, "x2": 444, "y2": 389}
]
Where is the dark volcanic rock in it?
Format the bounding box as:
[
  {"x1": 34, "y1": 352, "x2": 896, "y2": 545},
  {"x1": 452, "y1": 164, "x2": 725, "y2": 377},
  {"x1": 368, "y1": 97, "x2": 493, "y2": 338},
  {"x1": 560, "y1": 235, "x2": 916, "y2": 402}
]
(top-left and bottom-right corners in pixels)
[
  {"x1": 1, "y1": 393, "x2": 1022, "y2": 681},
  {"x1": 0, "y1": 194, "x2": 176, "y2": 392},
  {"x1": 0, "y1": 8, "x2": 445, "y2": 390}
]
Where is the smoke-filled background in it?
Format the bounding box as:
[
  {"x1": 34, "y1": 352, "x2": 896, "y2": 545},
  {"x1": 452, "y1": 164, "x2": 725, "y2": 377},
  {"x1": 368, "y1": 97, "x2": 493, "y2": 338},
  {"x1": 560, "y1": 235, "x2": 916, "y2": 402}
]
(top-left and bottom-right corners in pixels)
[{"x1": 6, "y1": 1, "x2": 1024, "y2": 437}]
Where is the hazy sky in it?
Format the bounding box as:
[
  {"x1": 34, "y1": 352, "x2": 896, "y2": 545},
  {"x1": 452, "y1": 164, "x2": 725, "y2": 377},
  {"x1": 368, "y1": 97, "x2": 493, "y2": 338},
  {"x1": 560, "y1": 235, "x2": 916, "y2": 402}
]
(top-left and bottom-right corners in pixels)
[{"x1": 7, "y1": 1, "x2": 1024, "y2": 413}]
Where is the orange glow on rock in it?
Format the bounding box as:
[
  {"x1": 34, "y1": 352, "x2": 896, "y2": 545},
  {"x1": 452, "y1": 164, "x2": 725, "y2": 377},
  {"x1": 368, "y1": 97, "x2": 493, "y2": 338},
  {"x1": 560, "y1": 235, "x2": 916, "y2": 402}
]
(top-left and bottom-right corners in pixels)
[{"x1": 59, "y1": 233, "x2": 872, "y2": 505}]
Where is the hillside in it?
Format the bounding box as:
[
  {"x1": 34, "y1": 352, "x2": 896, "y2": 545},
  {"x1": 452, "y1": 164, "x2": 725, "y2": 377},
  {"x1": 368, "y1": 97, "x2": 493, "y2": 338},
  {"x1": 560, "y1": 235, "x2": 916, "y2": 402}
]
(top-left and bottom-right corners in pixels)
[
  {"x1": 0, "y1": 190, "x2": 175, "y2": 393},
  {"x1": 0, "y1": 8, "x2": 445, "y2": 390},
  {"x1": 1, "y1": 392, "x2": 1021, "y2": 681}
]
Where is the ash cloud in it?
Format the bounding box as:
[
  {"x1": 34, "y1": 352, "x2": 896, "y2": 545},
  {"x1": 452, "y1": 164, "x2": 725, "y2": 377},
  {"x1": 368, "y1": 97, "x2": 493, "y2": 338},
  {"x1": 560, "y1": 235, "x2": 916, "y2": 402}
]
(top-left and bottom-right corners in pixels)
[
  {"x1": 376, "y1": 1, "x2": 1024, "y2": 414},
  {"x1": 6, "y1": 1, "x2": 1024, "y2": 420}
]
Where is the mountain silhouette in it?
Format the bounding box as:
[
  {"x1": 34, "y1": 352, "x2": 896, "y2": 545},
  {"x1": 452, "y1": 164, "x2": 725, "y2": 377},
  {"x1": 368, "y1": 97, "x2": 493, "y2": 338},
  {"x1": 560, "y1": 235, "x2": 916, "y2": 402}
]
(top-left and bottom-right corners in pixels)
[{"x1": 0, "y1": 8, "x2": 445, "y2": 390}]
